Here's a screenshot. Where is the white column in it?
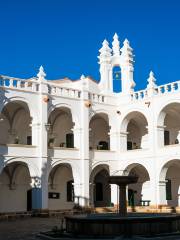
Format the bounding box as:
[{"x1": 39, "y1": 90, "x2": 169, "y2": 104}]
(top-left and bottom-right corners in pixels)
[
  {"x1": 31, "y1": 69, "x2": 49, "y2": 211},
  {"x1": 158, "y1": 181, "x2": 167, "y2": 205},
  {"x1": 109, "y1": 131, "x2": 121, "y2": 152},
  {"x1": 156, "y1": 126, "x2": 165, "y2": 148},
  {"x1": 79, "y1": 90, "x2": 90, "y2": 207},
  {"x1": 72, "y1": 126, "x2": 82, "y2": 149},
  {"x1": 120, "y1": 132, "x2": 128, "y2": 151}
]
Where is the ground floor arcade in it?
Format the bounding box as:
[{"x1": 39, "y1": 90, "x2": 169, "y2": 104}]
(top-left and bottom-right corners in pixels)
[{"x1": 0, "y1": 159, "x2": 180, "y2": 213}]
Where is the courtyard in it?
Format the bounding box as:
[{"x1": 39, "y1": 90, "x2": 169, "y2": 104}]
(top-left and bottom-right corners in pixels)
[
  {"x1": 1, "y1": 216, "x2": 180, "y2": 240},
  {"x1": 0, "y1": 217, "x2": 61, "y2": 240}
]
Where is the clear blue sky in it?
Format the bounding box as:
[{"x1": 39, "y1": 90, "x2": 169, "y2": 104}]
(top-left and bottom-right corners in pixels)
[{"x1": 0, "y1": 0, "x2": 180, "y2": 91}]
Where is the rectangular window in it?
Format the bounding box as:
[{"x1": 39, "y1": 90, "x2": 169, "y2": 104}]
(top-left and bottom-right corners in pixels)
[
  {"x1": 164, "y1": 130, "x2": 170, "y2": 145},
  {"x1": 166, "y1": 179, "x2": 172, "y2": 200},
  {"x1": 66, "y1": 133, "x2": 74, "y2": 148}
]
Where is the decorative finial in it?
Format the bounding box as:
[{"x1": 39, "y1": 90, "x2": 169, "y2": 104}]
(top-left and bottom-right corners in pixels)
[
  {"x1": 112, "y1": 33, "x2": 120, "y2": 56},
  {"x1": 37, "y1": 65, "x2": 46, "y2": 80},
  {"x1": 113, "y1": 33, "x2": 118, "y2": 40},
  {"x1": 80, "y1": 74, "x2": 85, "y2": 80},
  {"x1": 102, "y1": 39, "x2": 109, "y2": 46},
  {"x1": 147, "y1": 71, "x2": 157, "y2": 88},
  {"x1": 123, "y1": 38, "x2": 130, "y2": 46},
  {"x1": 98, "y1": 39, "x2": 112, "y2": 60}
]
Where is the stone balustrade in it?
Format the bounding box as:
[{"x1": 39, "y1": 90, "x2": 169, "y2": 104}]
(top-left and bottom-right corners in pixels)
[
  {"x1": 47, "y1": 82, "x2": 81, "y2": 99},
  {"x1": 88, "y1": 92, "x2": 105, "y2": 103},
  {"x1": 131, "y1": 89, "x2": 148, "y2": 101},
  {"x1": 0, "y1": 75, "x2": 40, "y2": 92},
  {"x1": 155, "y1": 81, "x2": 180, "y2": 94},
  {"x1": 131, "y1": 80, "x2": 180, "y2": 101}
]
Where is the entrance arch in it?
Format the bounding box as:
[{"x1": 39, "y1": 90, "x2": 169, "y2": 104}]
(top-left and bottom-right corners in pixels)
[
  {"x1": 159, "y1": 159, "x2": 180, "y2": 207},
  {"x1": 48, "y1": 163, "x2": 74, "y2": 210},
  {"x1": 0, "y1": 162, "x2": 31, "y2": 212},
  {"x1": 90, "y1": 164, "x2": 111, "y2": 207},
  {"x1": 124, "y1": 163, "x2": 150, "y2": 206}
]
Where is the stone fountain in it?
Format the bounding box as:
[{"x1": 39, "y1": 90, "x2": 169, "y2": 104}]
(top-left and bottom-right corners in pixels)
[
  {"x1": 65, "y1": 174, "x2": 180, "y2": 238},
  {"x1": 108, "y1": 175, "x2": 138, "y2": 216},
  {"x1": 38, "y1": 175, "x2": 180, "y2": 239}
]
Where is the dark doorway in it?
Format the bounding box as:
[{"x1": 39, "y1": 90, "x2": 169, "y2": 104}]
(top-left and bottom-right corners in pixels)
[
  {"x1": 66, "y1": 133, "x2": 74, "y2": 148},
  {"x1": 27, "y1": 189, "x2": 32, "y2": 211},
  {"x1": 67, "y1": 180, "x2": 74, "y2": 202},
  {"x1": 128, "y1": 189, "x2": 135, "y2": 206},
  {"x1": 164, "y1": 130, "x2": 170, "y2": 145},
  {"x1": 95, "y1": 182, "x2": 103, "y2": 201},
  {"x1": 27, "y1": 136, "x2": 32, "y2": 145},
  {"x1": 94, "y1": 169, "x2": 111, "y2": 207}
]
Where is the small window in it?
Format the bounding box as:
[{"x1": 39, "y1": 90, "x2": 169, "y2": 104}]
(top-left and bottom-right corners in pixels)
[
  {"x1": 67, "y1": 180, "x2": 74, "y2": 202},
  {"x1": 95, "y1": 182, "x2": 103, "y2": 201}
]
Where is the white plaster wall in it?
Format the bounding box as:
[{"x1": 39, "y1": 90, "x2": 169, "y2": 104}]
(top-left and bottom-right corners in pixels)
[{"x1": 48, "y1": 165, "x2": 74, "y2": 210}]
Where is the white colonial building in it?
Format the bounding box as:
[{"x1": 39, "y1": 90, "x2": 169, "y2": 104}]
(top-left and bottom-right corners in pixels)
[{"x1": 0, "y1": 33, "x2": 180, "y2": 213}]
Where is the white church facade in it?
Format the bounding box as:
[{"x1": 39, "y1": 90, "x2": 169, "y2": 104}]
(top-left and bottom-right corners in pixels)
[{"x1": 0, "y1": 33, "x2": 180, "y2": 213}]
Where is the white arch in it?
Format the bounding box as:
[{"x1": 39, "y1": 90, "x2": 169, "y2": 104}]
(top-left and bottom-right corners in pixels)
[
  {"x1": 89, "y1": 108, "x2": 111, "y2": 123},
  {"x1": 157, "y1": 101, "x2": 180, "y2": 127},
  {"x1": 48, "y1": 103, "x2": 80, "y2": 127},
  {"x1": 123, "y1": 162, "x2": 151, "y2": 179},
  {"x1": 90, "y1": 163, "x2": 110, "y2": 182},
  {"x1": 2, "y1": 157, "x2": 40, "y2": 177},
  {"x1": 50, "y1": 159, "x2": 80, "y2": 183},
  {"x1": 159, "y1": 159, "x2": 180, "y2": 181},
  {"x1": 120, "y1": 109, "x2": 149, "y2": 132},
  {"x1": 1, "y1": 96, "x2": 36, "y2": 121}
]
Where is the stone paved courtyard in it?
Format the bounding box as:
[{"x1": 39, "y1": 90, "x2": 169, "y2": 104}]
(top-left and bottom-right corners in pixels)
[
  {"x1": 1, "y1": 217, "x2": 180, "y2": 240},
  {"x1": 0, "y1": 217, "x2": 61, "y2": 240}
]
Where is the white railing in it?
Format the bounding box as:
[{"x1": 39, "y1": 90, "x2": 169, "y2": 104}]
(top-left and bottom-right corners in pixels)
[
  {"x1": 88, "y1": 92, "x2": 106, "y2": 103},
  {"x1": 131, "y1": 80, "x2": 180, "y2": 101},
  {"x1": 0, "y1": 75, "x2": 40, "y2": 92},
  {"x1": 131, "y1": 89, "x2": 148, "y2": 101},
  {"x1": 155, "y1": 81, "x2": 180, "y2": 95},
  {"x1": 47, "y1": 82, "x2": 81, "y2": 99}
]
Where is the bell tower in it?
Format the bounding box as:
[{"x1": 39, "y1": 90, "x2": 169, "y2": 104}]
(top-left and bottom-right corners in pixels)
[{"x1": 98, "y1": 33, "x2": 136, "y2": 94}]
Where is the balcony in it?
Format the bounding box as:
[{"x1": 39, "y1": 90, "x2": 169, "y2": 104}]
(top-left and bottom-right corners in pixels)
[
  {"x1": 48, "y1": 147, "x2": 80, "y2": 159},
  {"x1": 0, "y1": 144, "x2": 37, "y2": 157},
  {"x1": 90, "y1": 149, "x2": 115, "y2": 161},
  {"x1": 158, "y1": 144, "x2": 180, "y2": 156}
]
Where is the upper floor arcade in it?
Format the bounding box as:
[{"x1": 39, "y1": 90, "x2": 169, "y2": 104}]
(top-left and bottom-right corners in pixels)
[
  {"x1": 0, "y1": 33, "x2": 180, "y2": 161},
  {"x1": 0, "y1": 91, "x2": 180, "y2": 162}
]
